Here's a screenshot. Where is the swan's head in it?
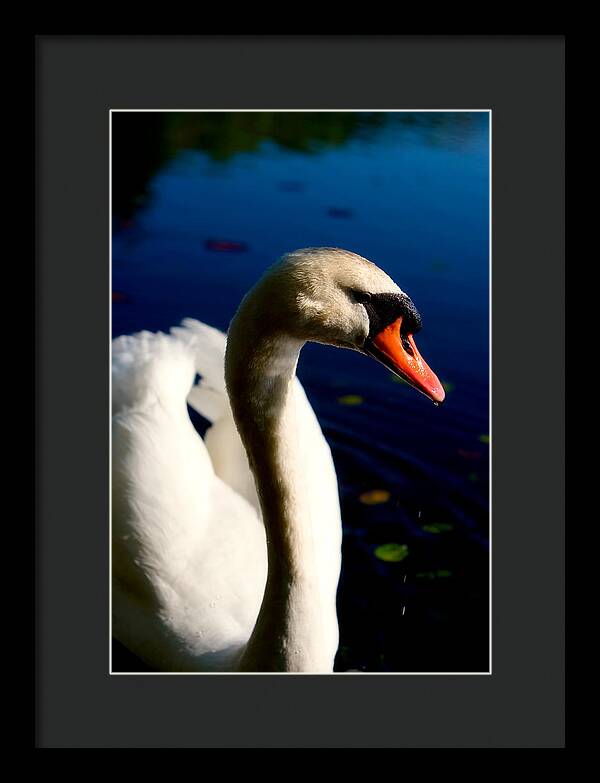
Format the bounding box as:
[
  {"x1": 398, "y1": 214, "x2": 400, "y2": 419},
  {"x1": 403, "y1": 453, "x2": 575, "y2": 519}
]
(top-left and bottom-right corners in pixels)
[{"x1": 233, "y1": 247, "x2": 445, "y2": 405}]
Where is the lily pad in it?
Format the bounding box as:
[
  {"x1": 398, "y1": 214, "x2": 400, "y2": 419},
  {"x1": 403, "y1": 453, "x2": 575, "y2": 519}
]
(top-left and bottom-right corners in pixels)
[
  {"x1": 374, "y1": 543, "x2": 409, "y2": 562},
  {"x1": 337, "y1": 394, "x2": 364, "y2": 406},
  {"x1": 359, "y1": 489, "x2": 391, "y2": 505},
  {"x1": 422, "y1": 523, "x2": 454, "y2": 534}
]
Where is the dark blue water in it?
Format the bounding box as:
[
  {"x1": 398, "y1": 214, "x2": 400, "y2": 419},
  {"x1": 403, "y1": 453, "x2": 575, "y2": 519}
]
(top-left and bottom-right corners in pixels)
[{"x1": 112, "y1": 112, "x2": 489, "y2": 672}]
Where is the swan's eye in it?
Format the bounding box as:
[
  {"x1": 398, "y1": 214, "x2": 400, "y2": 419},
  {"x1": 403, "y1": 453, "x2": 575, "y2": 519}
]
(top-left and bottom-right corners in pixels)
[{"x1": 352, "y1": 290, "x2": 372, "y2": 304}]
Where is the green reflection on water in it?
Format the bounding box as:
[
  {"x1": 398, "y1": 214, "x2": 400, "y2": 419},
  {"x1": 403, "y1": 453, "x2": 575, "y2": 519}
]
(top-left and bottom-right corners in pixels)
[{"x1": 112, "y1": 111, "x2": 485, "y2": 219}]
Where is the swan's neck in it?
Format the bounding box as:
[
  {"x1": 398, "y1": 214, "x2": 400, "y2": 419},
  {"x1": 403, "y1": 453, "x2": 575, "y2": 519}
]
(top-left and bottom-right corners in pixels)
[{"x1": 225, "y1": 318, "x2": 330, "y2": 672}]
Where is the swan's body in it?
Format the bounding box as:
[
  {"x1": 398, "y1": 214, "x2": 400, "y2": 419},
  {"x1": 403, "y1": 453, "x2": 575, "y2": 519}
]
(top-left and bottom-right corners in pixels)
[
  {"x1": 112, "y1": 248, "x2": 444, "y2": 672},
  {"x1": 112, "y1": 321, "x2": 341, "y2": 670}
]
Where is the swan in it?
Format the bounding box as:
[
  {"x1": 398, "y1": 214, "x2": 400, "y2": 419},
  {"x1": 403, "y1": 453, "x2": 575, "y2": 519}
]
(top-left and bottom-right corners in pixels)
[{"x1": 111, "y1": 247, "x2": 445, "y2": 672}]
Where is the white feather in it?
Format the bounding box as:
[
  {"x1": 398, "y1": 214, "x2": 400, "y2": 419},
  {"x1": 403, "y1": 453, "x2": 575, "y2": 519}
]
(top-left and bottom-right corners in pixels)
[{"x1": 112, "y1": 319, "x2": 341, "y2": 671}]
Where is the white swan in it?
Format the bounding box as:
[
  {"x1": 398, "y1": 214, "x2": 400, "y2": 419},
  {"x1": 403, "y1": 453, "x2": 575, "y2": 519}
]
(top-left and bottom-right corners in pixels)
[{"x1": 112, "y1": 247, "x2": 445, "y2": 672}]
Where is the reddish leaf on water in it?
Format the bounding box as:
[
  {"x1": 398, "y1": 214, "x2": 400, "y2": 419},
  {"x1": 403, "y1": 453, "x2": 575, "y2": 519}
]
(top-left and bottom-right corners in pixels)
[
  {"x1": 205, "y1": 239, "x2": 248, "y2": 253},
  {"x1": 327, "y1": 207, "x2": 354, "y2": 219},
  {"x1": 458, "y1": 449, "x2": 482, "y2": 460},
  {"x1": 112, "y1": 291, "x2": 130, "y2": 303}
]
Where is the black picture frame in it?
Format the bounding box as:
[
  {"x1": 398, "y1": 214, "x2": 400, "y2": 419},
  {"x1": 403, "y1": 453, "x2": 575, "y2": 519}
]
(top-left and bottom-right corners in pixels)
[{"x1": 35, "y1": 34, "x2": 565, "y2": 748}]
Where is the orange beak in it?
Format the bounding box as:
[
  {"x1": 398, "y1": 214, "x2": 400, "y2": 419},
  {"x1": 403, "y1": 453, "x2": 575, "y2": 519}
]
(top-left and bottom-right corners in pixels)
[{"x1": 366, "y1": 317, "x2": 445, "y2": 405}]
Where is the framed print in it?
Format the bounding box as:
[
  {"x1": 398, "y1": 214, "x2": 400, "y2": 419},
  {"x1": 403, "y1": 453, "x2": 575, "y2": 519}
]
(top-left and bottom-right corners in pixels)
[{"x1": 36, "y1": 35, "x2": 564, "y2": 747}]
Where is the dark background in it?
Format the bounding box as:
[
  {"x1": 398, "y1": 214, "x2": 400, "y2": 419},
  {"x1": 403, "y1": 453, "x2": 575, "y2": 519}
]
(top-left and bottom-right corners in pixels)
[{"x1": 36, "y1": 36, "x2": 564, "y2": 747}]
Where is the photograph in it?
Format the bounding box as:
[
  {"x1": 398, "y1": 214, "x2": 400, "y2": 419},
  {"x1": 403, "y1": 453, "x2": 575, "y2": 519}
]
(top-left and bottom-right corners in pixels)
[{"x1": 110, "y1": 110, "x2": 490, "y2": 674}]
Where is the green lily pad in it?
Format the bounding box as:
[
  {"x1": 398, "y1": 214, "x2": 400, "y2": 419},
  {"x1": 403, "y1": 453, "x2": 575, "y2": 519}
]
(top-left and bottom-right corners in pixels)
[
  {"x1": 374, "y1": 543, "x2": 409, "y2": 562},
  {"x1": 416, "y1": 569, "x2": 453, "y2": 579},
  {"x1": 337, "y1": 394, "x2": 364, "y2": 406},
  {"x1": 422, "y1": 523, "x2": 454, "y2": 534}
]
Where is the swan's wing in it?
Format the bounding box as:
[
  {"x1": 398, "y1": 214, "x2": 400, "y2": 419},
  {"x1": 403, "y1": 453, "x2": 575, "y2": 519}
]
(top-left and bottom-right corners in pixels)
[
  {"x1": 171, "y1": 318, "x2": 229, "y2": 419},
  {"x1": 171, "y1": 318, "x2": 261, "y2": 510},
  {"x1": 113, "y1": 330, "x2": 197, "y2": 418},
  {"x1": 113, "y1": 469, "x2": 267, "y2": 672},
  {"x1": 112, "y1": 328, "x2": 215, "y2": 598},
  {"x1": 112, "y1": 328, "x2": 266, "y2": 671}
]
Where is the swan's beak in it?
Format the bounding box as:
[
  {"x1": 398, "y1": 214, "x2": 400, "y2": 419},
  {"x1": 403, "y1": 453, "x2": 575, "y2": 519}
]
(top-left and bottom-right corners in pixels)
[{"x1": 365, "y1": 317, "x2": 446, "y2": 405}]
